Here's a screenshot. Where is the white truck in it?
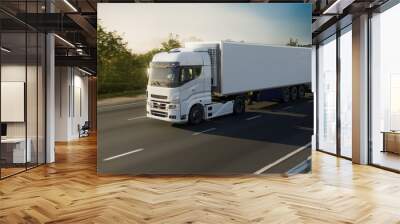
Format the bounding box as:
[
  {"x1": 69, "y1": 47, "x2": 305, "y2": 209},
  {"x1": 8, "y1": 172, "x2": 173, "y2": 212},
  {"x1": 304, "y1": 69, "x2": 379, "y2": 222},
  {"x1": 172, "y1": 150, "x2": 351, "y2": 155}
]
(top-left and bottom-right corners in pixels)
[{"x1": 146, "y1": 41, "x2": 311, "y2": 124}]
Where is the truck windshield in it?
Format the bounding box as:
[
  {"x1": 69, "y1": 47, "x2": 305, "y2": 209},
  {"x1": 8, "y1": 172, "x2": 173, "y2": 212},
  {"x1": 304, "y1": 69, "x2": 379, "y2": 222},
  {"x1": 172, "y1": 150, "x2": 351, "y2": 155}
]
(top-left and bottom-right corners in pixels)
[{"x1": 148, "y1": 62, "x2": 180, "y2": 88}]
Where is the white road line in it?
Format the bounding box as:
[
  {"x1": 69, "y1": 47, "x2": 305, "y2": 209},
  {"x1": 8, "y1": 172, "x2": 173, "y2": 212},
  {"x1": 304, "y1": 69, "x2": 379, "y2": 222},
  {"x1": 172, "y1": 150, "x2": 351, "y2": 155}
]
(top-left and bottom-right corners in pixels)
[
  {"x1": 262, "y1": 111, "x2": 307, "y2": 118},
  {"x1": 128, "y1": 116, "x2": 146, "y2": 121},
  {"x1": 246, "y1": 115, "x2": 262, "y2": 121},
  {"x1": 103, "y1": 148, "x2": 144, "y2": 161},
  {"x1": 253, "y1": 142, "x2": 311, "y2": 175},
  {"x1": 192, "y1": 128, "x2": 217, "y2": 136},
  {"x1": 296, "y1": 126, "x2": 313, "y2": 131}
]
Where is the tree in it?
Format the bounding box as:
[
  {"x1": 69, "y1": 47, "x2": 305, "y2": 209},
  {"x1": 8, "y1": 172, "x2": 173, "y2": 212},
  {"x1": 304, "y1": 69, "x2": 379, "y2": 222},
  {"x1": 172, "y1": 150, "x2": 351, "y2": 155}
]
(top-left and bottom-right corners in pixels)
[
  {"x1": 286, "y1": 38, "x2": 312, "y2": 48},
  {"x1": 287, "y1": 38, "x2": 300, "y2": 47},
  {"x1": 161, "y1": 33, "x2": 182, "y2": 51},
  {"x1": 97, "y1": 25, "x2": 183, "y2": 98},
  {"x1": 97, "y1": 24, "x2": 147, "y2": 96},
  {"x1": 138, "y1": 33, "x2": 183, "y2": 69}
]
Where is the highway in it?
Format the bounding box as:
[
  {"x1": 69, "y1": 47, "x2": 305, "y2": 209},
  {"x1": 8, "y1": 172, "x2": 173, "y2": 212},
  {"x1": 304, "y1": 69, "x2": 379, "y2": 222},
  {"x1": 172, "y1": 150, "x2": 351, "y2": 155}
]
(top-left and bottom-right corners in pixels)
[{"x1": 97, "y1": 97, "x2": 313, "y2": 175}]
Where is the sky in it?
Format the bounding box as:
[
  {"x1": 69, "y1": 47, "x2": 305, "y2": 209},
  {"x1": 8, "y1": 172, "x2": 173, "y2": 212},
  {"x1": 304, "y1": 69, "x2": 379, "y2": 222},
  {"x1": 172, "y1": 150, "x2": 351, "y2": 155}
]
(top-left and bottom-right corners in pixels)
[{"x1": 98, "y1": 3, "x2": 311, "y2": 53}]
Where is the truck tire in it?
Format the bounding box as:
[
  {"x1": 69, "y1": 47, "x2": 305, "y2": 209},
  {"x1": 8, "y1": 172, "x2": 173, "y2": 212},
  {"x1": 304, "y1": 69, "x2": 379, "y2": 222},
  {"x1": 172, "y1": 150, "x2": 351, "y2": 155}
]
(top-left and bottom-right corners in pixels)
[
  {"x1": 233, "y1": 96, "x2": 245, "y2": 114},
  {"x1": 290, "y1": 86, "x2": 298, "y2": 101},
  {"x1": 188, "y1": 104, "x2": 204, "y2": 125},
  {"x1": 282, "y1": 87, "x2": 290, "y2": 103},
  {"x1": 298, "y1": 85, "x2": 305, "y2": 99}
]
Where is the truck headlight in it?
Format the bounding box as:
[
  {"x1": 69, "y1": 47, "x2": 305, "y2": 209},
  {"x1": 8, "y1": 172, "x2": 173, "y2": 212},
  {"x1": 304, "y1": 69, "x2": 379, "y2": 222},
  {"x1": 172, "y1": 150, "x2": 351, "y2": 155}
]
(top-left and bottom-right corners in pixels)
[
  {"x1": 171, "y1": 95, "x2": 180, "y2": 103},
  {"x1": 168, "y1": 104, "x2": 177, "y2": 109}
]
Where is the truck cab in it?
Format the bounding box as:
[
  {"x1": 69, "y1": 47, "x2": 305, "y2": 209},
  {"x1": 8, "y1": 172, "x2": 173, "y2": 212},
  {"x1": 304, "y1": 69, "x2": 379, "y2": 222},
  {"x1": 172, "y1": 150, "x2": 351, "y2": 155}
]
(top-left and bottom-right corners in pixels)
[{"x1": 146, "y1": 49, "x2": 212, "y2": 123}]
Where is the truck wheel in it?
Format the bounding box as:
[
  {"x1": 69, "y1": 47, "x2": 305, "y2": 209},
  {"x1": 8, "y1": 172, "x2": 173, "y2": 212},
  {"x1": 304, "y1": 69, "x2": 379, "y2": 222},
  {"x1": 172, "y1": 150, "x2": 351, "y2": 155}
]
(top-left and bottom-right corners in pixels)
[
  {"x1": 188, "y1": 104, "x2": 204, "y2": 125},
  {"x1": 290, "y1": 86, "x2": 298, "y2": 101},
  {"x1": 233, "y1": 96, "x2": 245, "y2": 114},
  {"x1": 298, "y1": 85, "x2": 305, "y2": 99},
  {"x1": 282, "y1": 87, "x2": 290, "y2": 103}
]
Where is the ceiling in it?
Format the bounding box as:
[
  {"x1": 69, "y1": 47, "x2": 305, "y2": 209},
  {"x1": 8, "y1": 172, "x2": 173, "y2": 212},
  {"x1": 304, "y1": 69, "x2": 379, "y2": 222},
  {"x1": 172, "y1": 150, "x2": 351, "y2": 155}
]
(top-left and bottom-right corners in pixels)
[{"x1": 1, "y1": 0, "x2": 97, "y2": 74}]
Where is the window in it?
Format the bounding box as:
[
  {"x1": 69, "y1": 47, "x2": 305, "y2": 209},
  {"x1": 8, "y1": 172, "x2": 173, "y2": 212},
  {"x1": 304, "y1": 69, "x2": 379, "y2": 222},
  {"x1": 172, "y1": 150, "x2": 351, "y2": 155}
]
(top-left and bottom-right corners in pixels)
[
  {"x1": 316, "y1": 25, "x2": 353, "y2": 159},
  {"x1": 370, "y1": 3, "x2": 400, "y2": 171},
  {"x1": 339, "y1": 26, "x2": 352, "y2": 158},
  {"x1": 179, "y1": 66, "x2": 201, "y2": 85},
  {"x1": 0, "y1": 4, "x2": 46, "y2": 179},
  {"x1": 317, "y1": 35, "x2": 337, "y2": 155}
]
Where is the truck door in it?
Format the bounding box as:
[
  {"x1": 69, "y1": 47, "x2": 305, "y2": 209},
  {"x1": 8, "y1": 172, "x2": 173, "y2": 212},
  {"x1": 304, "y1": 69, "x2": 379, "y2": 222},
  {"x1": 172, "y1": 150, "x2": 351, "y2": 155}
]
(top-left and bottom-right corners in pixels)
[{"x1": 179, "y1": 66, "x2": 203, "y2": 116}]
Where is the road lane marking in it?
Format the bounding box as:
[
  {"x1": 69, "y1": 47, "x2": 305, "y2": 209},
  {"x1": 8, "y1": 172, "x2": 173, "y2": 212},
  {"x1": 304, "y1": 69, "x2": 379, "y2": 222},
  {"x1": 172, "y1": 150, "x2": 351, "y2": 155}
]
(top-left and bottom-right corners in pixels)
[
  {"x1": 246, "y1": 115, "x2": 262, "y2": 121},
  {"x1": 128, "y1": 116, "x2": 146, "y2": 121},
  {"x1": 296, "y1": 126, "x2": 313, "y2": 131},
  {"x1": 103, "y1": 148, "x2": 144, "y2": 161},
  {"x1": 262, "y1": 111, "x2": 307, "y2": 118},
  {"x1": 253, "y1": 142, "x2": 311, "y2": 175},
  {"x1": 192, "y1": 128, "x2": 217, "y2": 136}
]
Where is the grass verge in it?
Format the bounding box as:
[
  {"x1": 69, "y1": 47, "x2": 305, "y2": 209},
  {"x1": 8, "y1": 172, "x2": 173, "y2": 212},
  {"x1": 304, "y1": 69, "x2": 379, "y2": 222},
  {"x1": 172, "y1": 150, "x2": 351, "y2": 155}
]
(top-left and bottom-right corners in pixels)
[{"x1": 98, "y1": 89, "x2": 146, "y2": 100}]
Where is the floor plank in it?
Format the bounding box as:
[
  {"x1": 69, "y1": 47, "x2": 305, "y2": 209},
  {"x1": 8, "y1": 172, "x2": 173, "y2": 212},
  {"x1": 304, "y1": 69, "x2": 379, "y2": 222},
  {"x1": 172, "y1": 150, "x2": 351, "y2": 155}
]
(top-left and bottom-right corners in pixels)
[{"x1": 0, "y1": 134, "x2": 399, "y2": 224}]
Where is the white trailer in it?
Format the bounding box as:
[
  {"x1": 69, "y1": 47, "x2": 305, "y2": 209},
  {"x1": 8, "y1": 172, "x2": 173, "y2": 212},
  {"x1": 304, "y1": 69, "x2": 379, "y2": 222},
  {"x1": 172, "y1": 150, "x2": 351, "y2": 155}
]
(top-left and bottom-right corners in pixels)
[{"x1": 146, "y1": 41, "x2": 311, "y2": 124}]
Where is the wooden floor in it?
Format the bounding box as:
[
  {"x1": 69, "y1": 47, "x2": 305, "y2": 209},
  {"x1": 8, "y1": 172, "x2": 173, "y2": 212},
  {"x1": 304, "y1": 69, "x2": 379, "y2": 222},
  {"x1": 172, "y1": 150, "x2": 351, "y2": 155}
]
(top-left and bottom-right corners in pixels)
[
  {"x1": 1, "y1": 167, "x2": 26, "y2": 178},
  {"x1": 1, "y1": 135, "x2": 400, "y2": 224}
]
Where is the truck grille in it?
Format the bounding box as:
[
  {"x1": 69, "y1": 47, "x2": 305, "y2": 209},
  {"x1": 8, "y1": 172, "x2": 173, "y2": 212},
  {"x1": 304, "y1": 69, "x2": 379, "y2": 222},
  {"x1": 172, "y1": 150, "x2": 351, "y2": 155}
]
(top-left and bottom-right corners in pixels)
[
  {"x1": 151, "y1": 94, "x2": 167, "y2": 100},
  {"x1": 151, "y1": 110, "x2": 167, "y2": 118},
  {"x1": 151, "y1": 101, "x2": 167, "y2": 110}
]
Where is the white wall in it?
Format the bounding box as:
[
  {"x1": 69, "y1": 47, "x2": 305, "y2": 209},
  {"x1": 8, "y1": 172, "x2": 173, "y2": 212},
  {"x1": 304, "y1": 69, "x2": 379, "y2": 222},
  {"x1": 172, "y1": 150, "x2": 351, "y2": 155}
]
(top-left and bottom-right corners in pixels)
[
  {"x1": 55, "y1": 67, "x2": 89, "y2": 141},
  {"x1": 1, "y1": 65, "x2": 31, "y2": 138},
  {"x1": 71, "y1": 72, "x2": 89, "y2": 138},
  {"x1": 55, "y1": 66, "x2": 70, "y2": 141},
  {"x1": 1, "y1": 64, "x2": 26, "y2": 81},
  {"x1": 1, "y1": 63, "x2": 46, "y2": 164},
  {"x1": 1, "y1": 65, "x2": 26, "y2": 128},
  {"x1": 1, "y1": 82, "x2": 25, "y2": 122}
]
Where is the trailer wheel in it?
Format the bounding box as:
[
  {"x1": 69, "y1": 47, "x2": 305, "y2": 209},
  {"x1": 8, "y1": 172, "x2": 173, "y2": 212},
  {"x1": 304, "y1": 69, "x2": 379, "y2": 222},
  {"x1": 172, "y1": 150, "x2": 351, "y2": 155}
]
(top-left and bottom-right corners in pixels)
[
  {"x1": 282, "y1": 87, "x2": 290, "y2": 103},
  {"x1": 233, "y1": 96, "x2": 245, "y2": 114},
  {"x1": 298, "y1": 85, "x2": 305, "y2": 99},
  {"x1": 188, "y1": 104, "x2": 204, "y2": 125},
  {"x1": 290, "y1": 86, "x2": 298, "y2": 101}
]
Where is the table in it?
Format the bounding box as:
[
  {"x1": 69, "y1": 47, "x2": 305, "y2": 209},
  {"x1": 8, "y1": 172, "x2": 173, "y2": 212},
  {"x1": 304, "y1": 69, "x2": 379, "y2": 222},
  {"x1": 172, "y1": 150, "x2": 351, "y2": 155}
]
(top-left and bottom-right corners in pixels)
[{"x1": 382, "y1": 131, "x2": 400, "y2": 154}]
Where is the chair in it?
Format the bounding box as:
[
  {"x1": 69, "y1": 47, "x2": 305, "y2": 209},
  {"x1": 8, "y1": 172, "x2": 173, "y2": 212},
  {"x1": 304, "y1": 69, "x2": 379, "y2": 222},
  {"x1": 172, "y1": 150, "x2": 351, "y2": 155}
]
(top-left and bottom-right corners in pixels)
[{"x1": 79, "y1": 121, "x2": 90, "y2": 138}]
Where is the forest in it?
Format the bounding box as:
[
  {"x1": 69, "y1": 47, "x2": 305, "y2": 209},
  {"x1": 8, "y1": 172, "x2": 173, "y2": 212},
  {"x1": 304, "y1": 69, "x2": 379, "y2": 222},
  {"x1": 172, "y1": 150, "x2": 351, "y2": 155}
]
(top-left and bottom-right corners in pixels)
[{"x1": 97, "y1": 25, "x2": 181, "y2": 99}]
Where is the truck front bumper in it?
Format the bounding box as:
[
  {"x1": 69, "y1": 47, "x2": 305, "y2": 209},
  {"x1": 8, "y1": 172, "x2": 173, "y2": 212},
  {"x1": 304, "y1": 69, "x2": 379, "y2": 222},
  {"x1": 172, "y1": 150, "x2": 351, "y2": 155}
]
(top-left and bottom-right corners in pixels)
[{"x1": 146, "y1": 102, "x2": 187, "y2": 123}]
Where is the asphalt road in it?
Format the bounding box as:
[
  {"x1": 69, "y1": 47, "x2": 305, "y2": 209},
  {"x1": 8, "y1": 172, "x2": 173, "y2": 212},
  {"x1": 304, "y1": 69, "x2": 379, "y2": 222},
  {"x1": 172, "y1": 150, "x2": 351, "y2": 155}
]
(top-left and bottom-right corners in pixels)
[{"x1": 97, "y1": 97, "x2": 313, "y2": 175}]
